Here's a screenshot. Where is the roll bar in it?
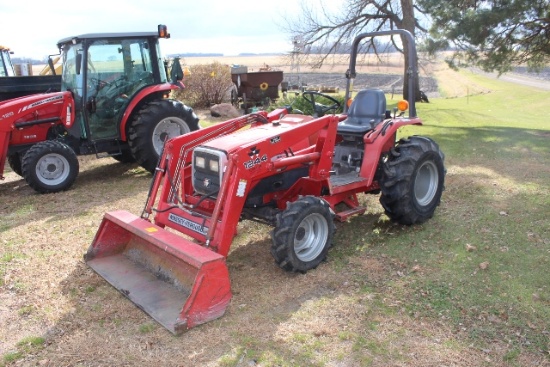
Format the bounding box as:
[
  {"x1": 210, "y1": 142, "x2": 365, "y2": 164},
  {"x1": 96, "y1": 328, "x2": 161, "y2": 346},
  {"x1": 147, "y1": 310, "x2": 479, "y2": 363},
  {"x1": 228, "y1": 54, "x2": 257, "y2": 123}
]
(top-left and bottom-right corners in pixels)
[{"x1": 343, "y1": 29, "x2": 418, "y2": 117}]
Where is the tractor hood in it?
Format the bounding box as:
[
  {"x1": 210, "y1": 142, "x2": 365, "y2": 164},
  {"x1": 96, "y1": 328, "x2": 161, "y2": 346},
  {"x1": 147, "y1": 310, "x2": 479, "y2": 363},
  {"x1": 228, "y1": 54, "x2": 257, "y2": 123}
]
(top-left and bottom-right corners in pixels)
[{"x1": 200, "y1": 116, "x2": 315, "y2": 155}]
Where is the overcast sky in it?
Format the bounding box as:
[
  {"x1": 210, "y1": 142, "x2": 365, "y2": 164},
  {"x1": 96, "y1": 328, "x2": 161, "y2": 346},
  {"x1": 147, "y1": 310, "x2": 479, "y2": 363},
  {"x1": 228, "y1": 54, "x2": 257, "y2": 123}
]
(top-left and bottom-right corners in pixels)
[{"x1": 1, "y1": 0, "x2": 343, "y2": 60}]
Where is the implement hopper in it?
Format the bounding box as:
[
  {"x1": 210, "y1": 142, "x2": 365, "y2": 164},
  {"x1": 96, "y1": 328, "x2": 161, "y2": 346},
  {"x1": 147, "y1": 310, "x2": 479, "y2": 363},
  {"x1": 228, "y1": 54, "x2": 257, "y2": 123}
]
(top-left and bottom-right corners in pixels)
[{"x1": 84, "y1": 210, "x2": 232, "y2": 335}]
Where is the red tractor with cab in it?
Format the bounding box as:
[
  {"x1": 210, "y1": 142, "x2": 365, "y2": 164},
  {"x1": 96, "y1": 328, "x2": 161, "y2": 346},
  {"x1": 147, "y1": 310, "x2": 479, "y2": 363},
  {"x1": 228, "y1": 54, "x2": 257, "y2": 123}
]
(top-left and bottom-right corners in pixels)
[
  {"x1": 0, "y1": 25, "x2": 198, "y2": 193},
  {"x1": 85, "y1": 29, "x2": 446, "y2": 334}
]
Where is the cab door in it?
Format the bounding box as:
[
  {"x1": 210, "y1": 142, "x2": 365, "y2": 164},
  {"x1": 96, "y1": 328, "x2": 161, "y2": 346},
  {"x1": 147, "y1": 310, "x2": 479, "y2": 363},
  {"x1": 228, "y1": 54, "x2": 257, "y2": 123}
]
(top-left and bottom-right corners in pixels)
[{"x1": 85, "y1": 39, "x2": 155, "y2": 141}]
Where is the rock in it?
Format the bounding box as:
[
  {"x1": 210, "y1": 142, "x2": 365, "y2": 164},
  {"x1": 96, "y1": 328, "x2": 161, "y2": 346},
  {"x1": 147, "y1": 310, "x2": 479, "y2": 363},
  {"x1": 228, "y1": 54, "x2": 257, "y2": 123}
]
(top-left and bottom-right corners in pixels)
[{"x1": 210, "y1": 103, "x2": 240, "y2": 118}]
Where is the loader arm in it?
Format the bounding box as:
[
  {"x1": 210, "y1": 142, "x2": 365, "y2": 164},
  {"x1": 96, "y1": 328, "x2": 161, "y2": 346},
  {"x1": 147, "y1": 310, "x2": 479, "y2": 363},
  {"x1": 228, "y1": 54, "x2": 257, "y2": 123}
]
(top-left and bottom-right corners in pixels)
[
  {"x1": 142, "y1": 112, "x2": 270, "y2": 218},
  {"x1": 151, "y1": 113, "x2": 340, "y2": 257}
]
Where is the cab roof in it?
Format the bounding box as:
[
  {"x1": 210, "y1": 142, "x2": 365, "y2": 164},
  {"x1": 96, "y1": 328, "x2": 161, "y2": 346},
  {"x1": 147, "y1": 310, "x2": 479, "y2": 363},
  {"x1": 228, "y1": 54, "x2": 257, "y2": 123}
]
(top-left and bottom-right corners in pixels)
[{"x1": 57, "y1": 31, "x2": 159, "y2": 48}]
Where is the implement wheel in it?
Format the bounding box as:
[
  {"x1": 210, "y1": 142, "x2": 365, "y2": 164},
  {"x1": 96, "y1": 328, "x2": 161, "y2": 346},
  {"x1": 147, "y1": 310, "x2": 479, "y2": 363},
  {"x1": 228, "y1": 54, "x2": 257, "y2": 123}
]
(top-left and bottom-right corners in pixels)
[
  {"x1": 271, "y1": 196, "x2": 335, "y2": 273},
  {"x1": 379, "y1": 136, "x2": 445, "y2": 225}
]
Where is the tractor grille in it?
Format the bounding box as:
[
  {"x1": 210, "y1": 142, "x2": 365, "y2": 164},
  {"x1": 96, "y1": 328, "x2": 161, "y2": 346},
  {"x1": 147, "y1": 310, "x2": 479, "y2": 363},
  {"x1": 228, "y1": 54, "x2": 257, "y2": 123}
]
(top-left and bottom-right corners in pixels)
[{"x1": 192, "y1": 147, "x2": 227, "y2": 196}]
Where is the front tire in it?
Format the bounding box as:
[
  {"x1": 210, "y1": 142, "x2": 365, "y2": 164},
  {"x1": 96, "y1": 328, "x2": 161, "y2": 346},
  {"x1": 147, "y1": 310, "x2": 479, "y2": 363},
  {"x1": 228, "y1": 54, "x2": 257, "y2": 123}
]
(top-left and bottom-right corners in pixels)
[
  {"x1": 379, "y1": 136, "x2": 445, "y2": 225},
  {"x1": 21, "y1": 140, "x2": 79, "y2": 194},
  {"x1": 271, "y1": 196, "x2": 336, "y2": 273},
  {"x1": 7, "y1": 153, "x2": 23, "y2": 177},
  {"x1": 127, "y1": 99, "x2": 199, "y2": 173}
]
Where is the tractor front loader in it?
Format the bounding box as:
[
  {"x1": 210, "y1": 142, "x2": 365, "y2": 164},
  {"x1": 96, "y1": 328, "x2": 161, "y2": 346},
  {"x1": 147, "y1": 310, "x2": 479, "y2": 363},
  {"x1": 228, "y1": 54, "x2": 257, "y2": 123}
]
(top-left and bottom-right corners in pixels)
[{"x1": 85, "y1": 29, "x2": 446, "y2": 335}]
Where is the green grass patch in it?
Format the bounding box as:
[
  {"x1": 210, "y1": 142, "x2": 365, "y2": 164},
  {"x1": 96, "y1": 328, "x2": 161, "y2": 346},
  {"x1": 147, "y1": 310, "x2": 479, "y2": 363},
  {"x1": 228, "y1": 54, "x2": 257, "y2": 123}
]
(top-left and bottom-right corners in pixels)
[
  {"x1": 2, "y1": 351, "x2": 23, "y2": 365},
  {"x1": 1, "y1": 336, "x2": 46, "y2": 366},
  {"x1": 16, "y1": 336, "x2": 46, "y2": 352},
  {"x1": 138, "y1": 323, "x2": 157, "y2": 333},
  {"x1": 358, "y1": 74, "x2": 550, "y2": 354}
]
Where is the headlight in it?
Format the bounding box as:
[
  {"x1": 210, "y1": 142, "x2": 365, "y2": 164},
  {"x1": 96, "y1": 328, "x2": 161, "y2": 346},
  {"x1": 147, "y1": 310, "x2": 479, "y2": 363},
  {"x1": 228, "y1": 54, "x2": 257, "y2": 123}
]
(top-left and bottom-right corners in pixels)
[
  {"x1": 209, "y1": 159, "x2": 219, "y2": 172},
  {"x1": 195, "y1": 156, "x2": 206, "y2": 169}
]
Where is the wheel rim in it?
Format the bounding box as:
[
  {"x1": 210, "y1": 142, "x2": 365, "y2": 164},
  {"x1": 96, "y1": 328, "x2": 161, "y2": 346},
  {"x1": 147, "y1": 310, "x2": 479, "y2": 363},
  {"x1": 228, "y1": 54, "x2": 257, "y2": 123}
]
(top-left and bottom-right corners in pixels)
[
  {"x1": 152, "y1": 117, "x2": 191, "y2": 155},
  {"x1": 294, "y1": 213, "x2": 329, "y2": 262},
  {"x1": 414, "y1": 160, "x2": 439, "y2": 206},
  {"x1": 35, "y1": 153, "x2": 71, "y2": 185}
]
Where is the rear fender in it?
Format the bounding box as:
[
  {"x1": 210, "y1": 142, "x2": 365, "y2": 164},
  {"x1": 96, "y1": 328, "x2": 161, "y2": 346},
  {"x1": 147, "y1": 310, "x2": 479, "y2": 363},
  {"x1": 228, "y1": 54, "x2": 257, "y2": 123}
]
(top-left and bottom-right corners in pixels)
[
  {"x1": 359, "y1": 117, "x2": 422, "y2": 185},
  {"x1": 118, "y1": 83, "x2": 177, "y2": 141}
]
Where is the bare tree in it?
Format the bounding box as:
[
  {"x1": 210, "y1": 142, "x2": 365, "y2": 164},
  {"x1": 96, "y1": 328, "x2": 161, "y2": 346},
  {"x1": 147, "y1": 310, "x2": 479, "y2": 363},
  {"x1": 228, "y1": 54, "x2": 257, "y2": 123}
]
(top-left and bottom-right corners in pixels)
[{"x1": 285, "y1": 0, "x2": 427, "y2": 100}]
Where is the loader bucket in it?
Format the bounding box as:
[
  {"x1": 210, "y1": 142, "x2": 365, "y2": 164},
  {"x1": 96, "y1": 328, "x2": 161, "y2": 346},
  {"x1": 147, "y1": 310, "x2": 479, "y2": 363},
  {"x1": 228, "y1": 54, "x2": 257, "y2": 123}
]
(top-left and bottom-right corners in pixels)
[{"x1": 84, "y1": 210, "x2": 232, "y2": 335}]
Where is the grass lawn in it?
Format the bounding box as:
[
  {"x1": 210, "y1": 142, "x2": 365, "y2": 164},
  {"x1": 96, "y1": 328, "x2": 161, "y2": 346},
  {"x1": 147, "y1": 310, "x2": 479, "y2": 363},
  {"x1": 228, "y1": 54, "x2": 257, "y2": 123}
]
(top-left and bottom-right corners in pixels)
[{"x1": 1, "y1": 67, "x2": 549, "y2": 367}]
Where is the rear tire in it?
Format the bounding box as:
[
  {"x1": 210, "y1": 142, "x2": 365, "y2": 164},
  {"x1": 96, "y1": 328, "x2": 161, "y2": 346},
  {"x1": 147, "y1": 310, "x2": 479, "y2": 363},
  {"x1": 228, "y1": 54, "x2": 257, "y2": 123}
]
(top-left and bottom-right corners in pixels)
[
  {"x1": 22, "y1": 140, "x2": 79, "y2": 194},
  {"x1": 127, "y1": 99, "x2": 199, "y2": 173},
  {"x1": 7, "y1": 153, "x2": 23, "y2": 176},
  {"x1": 271, "y1": 196, "x2": 335, "y2": 273},
  {"x1": 379, "y1": 136, "x2": 445, "y2": 225}
]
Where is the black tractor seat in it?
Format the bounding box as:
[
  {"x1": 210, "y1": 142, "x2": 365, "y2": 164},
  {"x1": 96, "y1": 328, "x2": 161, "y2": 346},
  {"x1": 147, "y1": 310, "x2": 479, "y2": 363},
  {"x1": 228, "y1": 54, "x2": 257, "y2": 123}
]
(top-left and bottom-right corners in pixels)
[{"x1": 338, "y1": 88, "x2": 387, "y2": 135}]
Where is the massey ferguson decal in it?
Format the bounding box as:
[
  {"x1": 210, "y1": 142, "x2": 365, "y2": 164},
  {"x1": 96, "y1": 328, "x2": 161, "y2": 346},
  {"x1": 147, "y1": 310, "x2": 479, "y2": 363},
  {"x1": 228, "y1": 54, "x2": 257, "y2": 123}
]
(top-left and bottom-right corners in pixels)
[
  {"x1": 168, "y1": 213, "x2": 208, "y2": 235},
  {"x1": 244, "y1": 146, "x2": 267, "y2": 170},
  {"x1": 270, "y1": 136, "x2": 281, "y2": 144},
  {"x1": 247, "y1": 146, "x2": 260, "y2": 157},
  {"x1": 20, "y1": 95, "x2": 64, "y2": 113}
]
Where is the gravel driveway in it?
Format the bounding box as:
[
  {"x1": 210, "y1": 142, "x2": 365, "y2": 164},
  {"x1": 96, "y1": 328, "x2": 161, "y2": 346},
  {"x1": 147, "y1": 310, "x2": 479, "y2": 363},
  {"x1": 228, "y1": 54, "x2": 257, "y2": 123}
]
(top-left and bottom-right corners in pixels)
[{"x1": 472, "y1": 67, "x2": 550, "y2": 91}]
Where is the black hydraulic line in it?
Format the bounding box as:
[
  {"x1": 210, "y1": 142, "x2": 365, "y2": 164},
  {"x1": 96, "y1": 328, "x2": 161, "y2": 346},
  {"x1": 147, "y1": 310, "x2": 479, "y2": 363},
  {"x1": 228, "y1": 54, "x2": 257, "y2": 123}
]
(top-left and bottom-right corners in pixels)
[{"x1": 14, "y1": 117, "x2": 60, "y2": 129}]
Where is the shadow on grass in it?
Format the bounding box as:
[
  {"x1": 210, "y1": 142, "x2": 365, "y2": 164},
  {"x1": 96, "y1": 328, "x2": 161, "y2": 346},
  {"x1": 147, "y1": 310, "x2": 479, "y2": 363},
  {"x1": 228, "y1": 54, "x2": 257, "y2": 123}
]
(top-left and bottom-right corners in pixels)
[{"x1": 0, "y1": 158, "x2": 152, "y2": 234}]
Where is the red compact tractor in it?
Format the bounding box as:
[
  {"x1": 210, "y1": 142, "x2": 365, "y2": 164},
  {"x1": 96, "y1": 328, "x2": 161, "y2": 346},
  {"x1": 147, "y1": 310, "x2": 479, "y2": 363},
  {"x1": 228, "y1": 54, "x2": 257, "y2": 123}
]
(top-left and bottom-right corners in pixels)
[
  {"x1": 85, "y1": 30, "x2": 446, "y2": 334},
  {"x1": 0, "y1": 25, "x2": 198, "y2": 193}
]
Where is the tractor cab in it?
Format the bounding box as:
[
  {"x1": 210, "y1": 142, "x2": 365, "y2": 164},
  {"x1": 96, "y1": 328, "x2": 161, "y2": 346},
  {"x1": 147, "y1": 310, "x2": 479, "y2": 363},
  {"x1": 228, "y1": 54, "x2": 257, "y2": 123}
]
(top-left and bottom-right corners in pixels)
[
  {"x1": 56, "y1": 26, "x2": 173, "y2": 153},
  {"x1": 1, "y1": 24, "x2": 199, "y2": 194}
]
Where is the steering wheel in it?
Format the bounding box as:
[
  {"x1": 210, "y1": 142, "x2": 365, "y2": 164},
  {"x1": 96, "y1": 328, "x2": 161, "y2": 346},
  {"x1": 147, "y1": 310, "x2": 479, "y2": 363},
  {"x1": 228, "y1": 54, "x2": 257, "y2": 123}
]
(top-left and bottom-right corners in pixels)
[
  {"x1": 87, "y1": 75, "x2": 129, "y2": 118},
  {"x1": 302, "y1": 91, "x2": 341, "y2": 117},
  {"x1": 92, "y1": 76, "x2": 129, "y2": 99}
]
